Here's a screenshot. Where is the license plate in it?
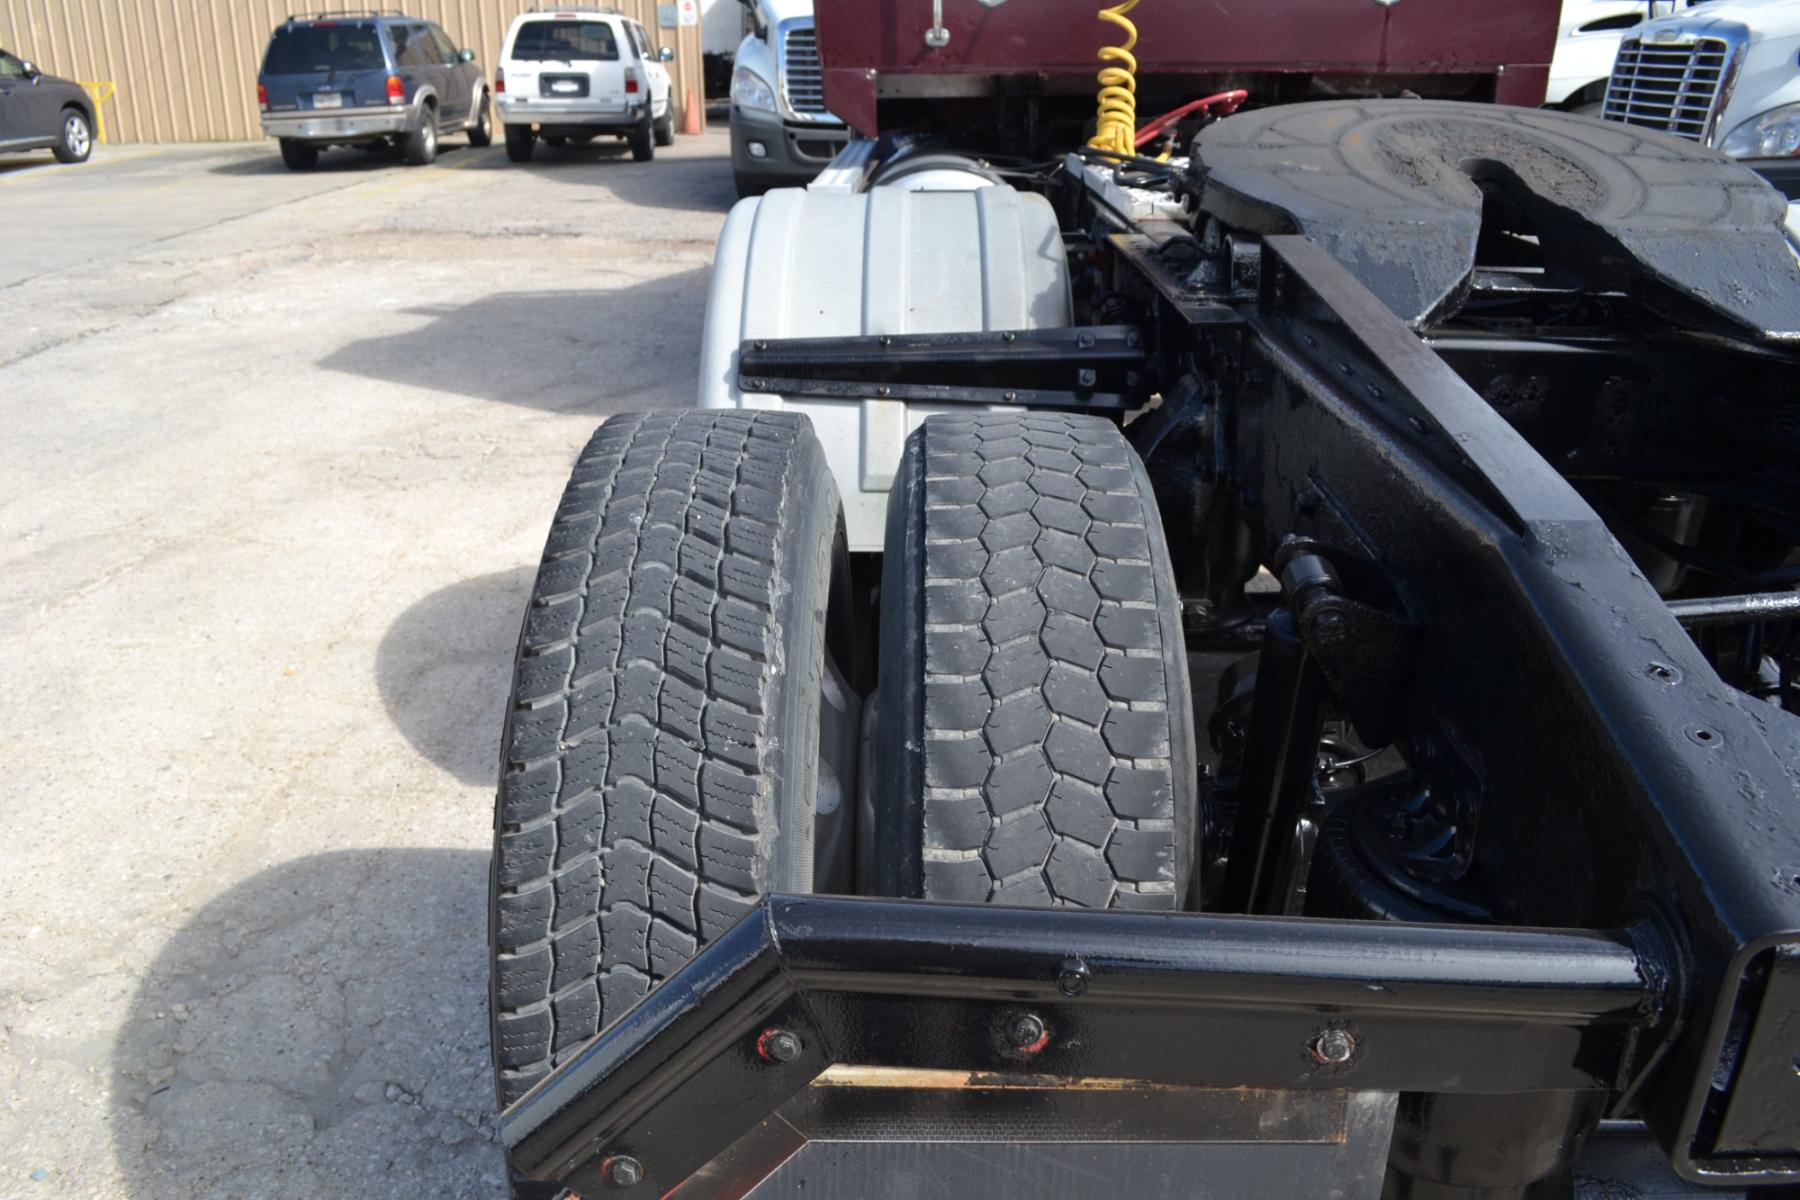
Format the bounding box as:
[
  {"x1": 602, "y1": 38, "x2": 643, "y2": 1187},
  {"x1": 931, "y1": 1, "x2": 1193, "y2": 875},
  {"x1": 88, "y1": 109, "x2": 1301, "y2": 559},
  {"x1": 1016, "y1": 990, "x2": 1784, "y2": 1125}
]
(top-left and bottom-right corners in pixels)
[
  {"x1": 313, "y1": 92, "x2": 343, "y2": 110},
  {"x1": 551, "y1": 80, "x2": 581, "y2": 94}
]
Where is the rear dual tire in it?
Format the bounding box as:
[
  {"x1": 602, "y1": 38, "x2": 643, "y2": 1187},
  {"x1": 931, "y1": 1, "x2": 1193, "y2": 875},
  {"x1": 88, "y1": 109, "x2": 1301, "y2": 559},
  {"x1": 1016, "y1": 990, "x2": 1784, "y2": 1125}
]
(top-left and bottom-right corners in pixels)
[
  {"x1": 489, "y1": 411, "x2": 850, "y2": 1107},
  {"x1": 877, "y1": 412, "x2": 1198, "y2": 908},
  {"x1": 488, "y1": 410, "x2": 1197, "y2": 1112}
]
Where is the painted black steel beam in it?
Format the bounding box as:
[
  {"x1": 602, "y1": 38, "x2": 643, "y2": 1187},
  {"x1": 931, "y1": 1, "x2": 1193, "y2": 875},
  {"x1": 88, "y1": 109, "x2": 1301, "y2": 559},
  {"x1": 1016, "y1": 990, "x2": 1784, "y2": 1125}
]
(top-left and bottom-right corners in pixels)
[
  {"x1": 734, "y1": 325, "x2": 1151, "y2": 410},
  {"x1": 499, "y1": 894, "x2": 1662, "y2": 1196},
  {"x1": 1235, "y1": 235, "x2": 1800, "y2": 1184}
]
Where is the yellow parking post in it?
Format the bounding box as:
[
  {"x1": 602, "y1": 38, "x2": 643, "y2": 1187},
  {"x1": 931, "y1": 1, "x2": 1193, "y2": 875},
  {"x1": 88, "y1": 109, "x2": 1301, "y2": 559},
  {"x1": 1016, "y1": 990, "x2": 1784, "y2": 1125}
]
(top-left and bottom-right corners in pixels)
[{"x1": 77, "y1": 81, "x2": 115, "y2": 144}]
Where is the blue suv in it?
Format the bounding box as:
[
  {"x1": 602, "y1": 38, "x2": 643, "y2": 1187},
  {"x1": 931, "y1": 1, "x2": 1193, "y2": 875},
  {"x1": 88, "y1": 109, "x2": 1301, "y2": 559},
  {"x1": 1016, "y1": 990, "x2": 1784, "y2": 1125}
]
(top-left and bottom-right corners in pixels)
[{"x1": 257, "y1": 12, "x2": 491, "y2": 170}]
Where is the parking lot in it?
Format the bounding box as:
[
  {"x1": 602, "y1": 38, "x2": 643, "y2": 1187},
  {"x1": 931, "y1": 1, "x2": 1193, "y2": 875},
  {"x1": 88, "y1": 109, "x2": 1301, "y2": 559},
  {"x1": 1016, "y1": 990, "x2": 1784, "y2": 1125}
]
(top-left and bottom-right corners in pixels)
[{"x1": 0, "y1": 129, "x2": 736, "y2": 1198}]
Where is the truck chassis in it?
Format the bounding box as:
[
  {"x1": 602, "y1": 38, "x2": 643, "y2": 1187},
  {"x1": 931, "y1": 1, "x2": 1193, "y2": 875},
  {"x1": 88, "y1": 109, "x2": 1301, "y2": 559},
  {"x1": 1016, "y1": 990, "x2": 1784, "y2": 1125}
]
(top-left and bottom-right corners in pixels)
[{"x1": 492, "y1": 99, "x2": 1800, "y2": 1199}]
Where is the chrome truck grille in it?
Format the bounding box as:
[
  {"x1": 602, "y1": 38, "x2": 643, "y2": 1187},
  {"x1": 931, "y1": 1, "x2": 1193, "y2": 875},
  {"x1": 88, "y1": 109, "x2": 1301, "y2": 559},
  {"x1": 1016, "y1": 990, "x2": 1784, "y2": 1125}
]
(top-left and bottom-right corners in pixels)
[
  {"x1": 1602, "y1": 36, "x2": 1732, "y2": 144},
  {"x1": 780, "y1": 24, "x2": 829, "y2": 118}
]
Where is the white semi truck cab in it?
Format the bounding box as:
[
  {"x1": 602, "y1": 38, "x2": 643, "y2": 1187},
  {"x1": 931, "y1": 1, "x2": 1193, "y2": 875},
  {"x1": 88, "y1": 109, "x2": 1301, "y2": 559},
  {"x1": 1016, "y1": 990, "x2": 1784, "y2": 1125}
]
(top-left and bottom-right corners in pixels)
[
  {"x1": 726, "y1": 0, "x2": 848, "y2": 197},
  {"x1": 1547, "y1": 0, "x2": 1698, "y2": 112},
  {"x1": 1604, "y1": 0, "x2": 1800, "y2": 195}
]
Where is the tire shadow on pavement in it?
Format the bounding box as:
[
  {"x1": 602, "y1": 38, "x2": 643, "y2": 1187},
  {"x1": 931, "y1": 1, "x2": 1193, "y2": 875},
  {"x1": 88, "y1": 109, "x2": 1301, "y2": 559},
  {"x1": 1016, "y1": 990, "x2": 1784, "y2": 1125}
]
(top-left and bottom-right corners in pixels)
[
  {"x1": 378, "y1": 566, "x2": 536, "y2": 786},
  {"x1": 318, "y1": 270, "x2": 709, "y2": 409},
  {"x1": 111, "y1": 849, "x2": 507, "y2": 1199}
]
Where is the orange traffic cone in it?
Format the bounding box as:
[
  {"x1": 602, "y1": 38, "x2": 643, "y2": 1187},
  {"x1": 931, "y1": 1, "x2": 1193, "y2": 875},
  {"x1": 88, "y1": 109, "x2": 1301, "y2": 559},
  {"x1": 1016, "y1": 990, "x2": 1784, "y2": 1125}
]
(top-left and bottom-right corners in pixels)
[{"x1": 681, "y1": 88, "x2": 702, "y2": 136}]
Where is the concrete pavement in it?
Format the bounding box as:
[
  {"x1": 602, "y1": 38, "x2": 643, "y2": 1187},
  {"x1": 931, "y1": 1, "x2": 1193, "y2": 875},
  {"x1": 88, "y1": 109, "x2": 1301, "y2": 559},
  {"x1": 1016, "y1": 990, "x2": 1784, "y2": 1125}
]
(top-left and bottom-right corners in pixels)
[{"x1": 0, "y1": 130, "x2": 737, "y2": 1198}]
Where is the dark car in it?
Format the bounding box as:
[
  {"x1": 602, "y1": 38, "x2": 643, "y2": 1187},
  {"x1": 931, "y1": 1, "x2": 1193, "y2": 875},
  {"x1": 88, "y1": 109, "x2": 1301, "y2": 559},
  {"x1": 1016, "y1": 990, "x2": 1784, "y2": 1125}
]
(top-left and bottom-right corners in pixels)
[
  {"x1": 0, "y1": 49, "x2": 95, "y2": 164},
  {"x1": 257, "y1": 13, "x2": 490, "y2": 170}
]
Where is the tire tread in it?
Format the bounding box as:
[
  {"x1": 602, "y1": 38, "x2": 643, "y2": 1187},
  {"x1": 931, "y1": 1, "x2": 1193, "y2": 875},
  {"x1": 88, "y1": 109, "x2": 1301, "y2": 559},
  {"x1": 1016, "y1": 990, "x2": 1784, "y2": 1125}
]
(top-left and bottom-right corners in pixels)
[
  {"x1": 490, "y1": 410, "x2": 817, "y2": 1107},
  {"x1": 903, "y1": 412, "x2": 1195, "y2": 909}
]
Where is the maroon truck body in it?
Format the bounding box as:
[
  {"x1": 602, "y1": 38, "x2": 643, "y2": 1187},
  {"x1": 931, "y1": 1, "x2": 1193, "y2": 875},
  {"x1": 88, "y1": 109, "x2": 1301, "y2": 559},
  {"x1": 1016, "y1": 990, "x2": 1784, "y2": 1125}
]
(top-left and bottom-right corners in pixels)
[{"x1": 815, "y1": 0, "x2": 1560, "y2": 139}]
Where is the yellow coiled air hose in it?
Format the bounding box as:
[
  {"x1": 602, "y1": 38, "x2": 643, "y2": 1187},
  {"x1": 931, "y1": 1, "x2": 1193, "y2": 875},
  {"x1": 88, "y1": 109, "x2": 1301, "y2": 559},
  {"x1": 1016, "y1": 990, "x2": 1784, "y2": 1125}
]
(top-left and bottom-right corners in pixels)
[{"x1": 1087, "y1": 0, "x2": 1140, "y2": 156}]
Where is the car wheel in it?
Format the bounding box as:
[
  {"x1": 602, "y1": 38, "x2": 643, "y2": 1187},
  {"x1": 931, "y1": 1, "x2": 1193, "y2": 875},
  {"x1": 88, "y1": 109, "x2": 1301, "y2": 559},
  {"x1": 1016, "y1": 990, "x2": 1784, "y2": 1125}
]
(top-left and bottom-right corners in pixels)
[
  {"x1": 278, "y1": 138, "x2": 320, "y2": 172},
  {"x1": 403, "y1": 104, "x2": 438, "y2": 165},
  {"x1": 505, "y1": 123, "x2": 535, "y2": 163},
  {"x1": 629, "y1": 114, "x2": 655, "y2": 162},
  {"x1": 468, "y1": 92, "x2": 493, "y2": 147},
  {"x1": 53, "y1": 108, "x2": 93, "y2": 164},
  {"x1": 654, "y1": 105, "x2": 675, "y2": 147},
  {"x1": 487, "y1": 410, "x2": 854, "y2": 1106}
]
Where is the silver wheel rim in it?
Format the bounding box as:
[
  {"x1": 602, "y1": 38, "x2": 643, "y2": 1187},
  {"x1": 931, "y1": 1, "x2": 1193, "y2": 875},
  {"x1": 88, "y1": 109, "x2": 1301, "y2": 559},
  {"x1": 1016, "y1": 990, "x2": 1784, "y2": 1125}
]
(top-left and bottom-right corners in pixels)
[
  {"x1": 480, "y1": 106, "x2": 490, "y2": 138},
  {"x1": 423, "y1": 122, "x2": 435, "y2": 155},
  {"x1": 65, "y1": 115, "x2": 89, "y2": 157}
]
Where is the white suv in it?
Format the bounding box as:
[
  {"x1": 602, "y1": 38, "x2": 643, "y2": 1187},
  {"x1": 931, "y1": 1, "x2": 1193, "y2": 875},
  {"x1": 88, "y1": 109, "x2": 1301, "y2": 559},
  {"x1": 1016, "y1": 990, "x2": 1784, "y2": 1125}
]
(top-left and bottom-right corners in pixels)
[{"x1": 496, "y1": 6, "x2": 675, "y2": 163}]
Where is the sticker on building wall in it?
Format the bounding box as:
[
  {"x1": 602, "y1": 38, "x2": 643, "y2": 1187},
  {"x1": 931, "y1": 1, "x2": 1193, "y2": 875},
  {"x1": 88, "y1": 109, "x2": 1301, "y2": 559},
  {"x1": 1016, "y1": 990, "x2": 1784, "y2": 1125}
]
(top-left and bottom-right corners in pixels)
[
  {"x1": 657, "y1": 4, "x2": 677, "y2": 27},
  {"x1": 678, "y1": 0, "x2": 698, "y2": 25}
]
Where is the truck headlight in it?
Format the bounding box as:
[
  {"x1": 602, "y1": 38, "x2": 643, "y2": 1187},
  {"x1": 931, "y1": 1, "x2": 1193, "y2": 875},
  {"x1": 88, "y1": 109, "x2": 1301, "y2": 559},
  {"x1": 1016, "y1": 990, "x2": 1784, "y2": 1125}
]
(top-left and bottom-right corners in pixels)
[
  {"x1": 1720, "y1": 103, "x2": 1800, "y2": 159},
  {"x1": 731, "y1": 66, "x2": 777, "y2": 114}
]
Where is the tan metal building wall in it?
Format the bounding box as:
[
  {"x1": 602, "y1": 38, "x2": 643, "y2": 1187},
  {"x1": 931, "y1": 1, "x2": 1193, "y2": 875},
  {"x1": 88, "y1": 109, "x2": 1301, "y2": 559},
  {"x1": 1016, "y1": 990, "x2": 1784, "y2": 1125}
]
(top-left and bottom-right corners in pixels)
[{"x1": 0, "y1": 0, "x2": 707, "y2": 145}]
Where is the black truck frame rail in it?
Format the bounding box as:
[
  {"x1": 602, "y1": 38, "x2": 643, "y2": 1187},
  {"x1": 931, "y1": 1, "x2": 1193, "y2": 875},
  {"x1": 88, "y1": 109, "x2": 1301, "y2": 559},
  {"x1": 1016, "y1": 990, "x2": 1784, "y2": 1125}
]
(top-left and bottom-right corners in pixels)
[
  {"x1": 1222, "y1": 237, "x2": 1800, "y2": 1184},
  {"x1": 724, "y1": 230, "x2": 1799, "y2": 1193},
  {"x1": 736, "y1": 326, "x2": 1154, "y2": 411},
  {"x1": 510, "y1": 106, "x2": 1800, "y2": 1195},
  {"x1": 501, "y1": 894, "x2": 1668, "y2": 1196}
]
